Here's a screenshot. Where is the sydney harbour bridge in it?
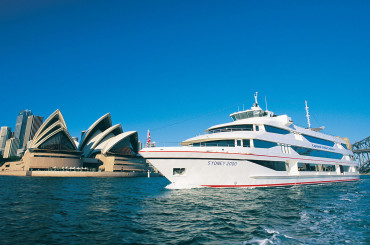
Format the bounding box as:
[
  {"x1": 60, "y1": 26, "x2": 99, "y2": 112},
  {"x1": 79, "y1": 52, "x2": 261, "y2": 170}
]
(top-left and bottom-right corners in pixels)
[{"x1": 352, "y1": 136, "x2": 370, "y2": 174}]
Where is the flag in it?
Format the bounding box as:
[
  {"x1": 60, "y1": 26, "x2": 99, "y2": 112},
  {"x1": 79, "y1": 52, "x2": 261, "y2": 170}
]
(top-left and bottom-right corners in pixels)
[{"x1": 146, "y1": 129, "x2": 151, "y2": 147}]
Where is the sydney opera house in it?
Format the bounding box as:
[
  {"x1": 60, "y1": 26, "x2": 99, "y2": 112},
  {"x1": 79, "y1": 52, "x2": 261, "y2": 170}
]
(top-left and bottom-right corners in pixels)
[{"x1": 0, "y1": 109, "x2": 148, "y2": 176}]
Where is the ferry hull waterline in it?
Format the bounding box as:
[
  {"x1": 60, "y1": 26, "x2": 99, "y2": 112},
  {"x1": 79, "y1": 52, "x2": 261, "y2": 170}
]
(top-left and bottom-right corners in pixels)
[
  {"x1": 140, "y1": 93, "x2": 359, "y2": 188},
  {"x1": 141, "y1": 150, "x2": 359, "y2": 188}
]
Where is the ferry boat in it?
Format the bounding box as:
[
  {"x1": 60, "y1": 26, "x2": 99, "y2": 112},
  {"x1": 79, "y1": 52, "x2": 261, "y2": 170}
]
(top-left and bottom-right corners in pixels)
[{"x1": 140, "y1": 93, "x2": 359, "y2": 188}]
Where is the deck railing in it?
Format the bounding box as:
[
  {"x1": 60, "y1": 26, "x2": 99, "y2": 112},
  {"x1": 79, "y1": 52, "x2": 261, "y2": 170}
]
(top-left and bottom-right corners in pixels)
[
  {"x1": 191, "y1": 143, "x2": 235, "y2": 147},
  {"x1": 208, "y1": 128, "x2": 253, "y2": 134},
  {"x1": 142, "y1": 142, "x2": 235, "y2": 148}
]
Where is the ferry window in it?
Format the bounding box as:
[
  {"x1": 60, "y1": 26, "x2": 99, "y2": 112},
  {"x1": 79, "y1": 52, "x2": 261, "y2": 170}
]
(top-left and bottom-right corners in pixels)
[
  {"x1": 241, "y1": 110, "x2": 263, "y2": 119},
  {"x1": 253, "y1": 140, "x2": 278, "y2": 148},
  {"x1": 230, "y1": 110, "x2": 268, "y2": 121},
  {"x1": 291, "y1": 146, "x2": 343, "y2": 160},
  {"x1": 237, "y1": 140, "x2": 242, "y2": 147},
  {"x1": 173, "y1": 168, "x2": 185, "y2": 176},
  {"x1": 243, "y1": 139, "x2": 250, "y2": 147},
  {"x1": 303, "y1": 135, "x2": 335, "y2": 147},
  {"x1": 298, "y1": 163, "x2": 319, "y2": 171},
  {"x1": 340, "y1": 165, "x2": 351, "y2": 173},
  {"x1": 341, "y1": 143, "x2": 348, "y2": 150},
  {"x1": 255, "y1": 125, "x2": 259, "y2": 131},
  {"x1": 322, "y1": 164, "x2": 336, "y2": 172},
  {"x1": 248, "y1": 160, "x2": 286, "y2": 171},
  {"x1": 208, "y1": 124, "x2": 253, "y2": 133},
  {"x1": 192, "y1": 140, "x2": 235, "y2": 147},
  {"x1": 264, "y1": 125, "x2": 290, "y2": 135}
]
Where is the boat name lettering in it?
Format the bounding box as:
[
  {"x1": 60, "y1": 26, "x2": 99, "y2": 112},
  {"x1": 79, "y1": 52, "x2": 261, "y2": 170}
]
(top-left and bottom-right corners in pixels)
[
  {"x1": 208, "y1": 161, "x2": 237, "y2": 166},
  {"x1": 312, "y1": 144, "x2": 334, "y2": 151}
]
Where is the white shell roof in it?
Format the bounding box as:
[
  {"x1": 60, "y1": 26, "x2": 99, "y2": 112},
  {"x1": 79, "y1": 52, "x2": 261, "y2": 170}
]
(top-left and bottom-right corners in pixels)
[
  {"x1": 30, "y1": 109, "x2": 77, "y2": 150},
  {"x1": 32, "y1": 109, "x2": 66, "y2": 144},
  {"x1": 101, "y1": 131, "x2": 137, "y2": 155},
  {"x1": 79, "y1": 113, "x2": 112, "y2": 151}
]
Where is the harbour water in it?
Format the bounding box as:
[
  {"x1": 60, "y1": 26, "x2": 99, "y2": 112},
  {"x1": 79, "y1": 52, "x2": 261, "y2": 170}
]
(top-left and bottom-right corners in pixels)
[{"x1": 0, "y1": 176, "x2": 368, "y2": 244}]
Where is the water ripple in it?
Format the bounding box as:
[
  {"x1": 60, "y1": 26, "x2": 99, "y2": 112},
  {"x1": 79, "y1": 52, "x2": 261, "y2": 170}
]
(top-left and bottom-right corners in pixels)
[{"x1": 0, "y1": 176, "x2": 368, "y2": 244}]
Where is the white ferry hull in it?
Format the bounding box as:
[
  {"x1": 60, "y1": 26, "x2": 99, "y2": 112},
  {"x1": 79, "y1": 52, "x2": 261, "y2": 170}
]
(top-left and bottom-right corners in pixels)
[{"x1": 141, "y1": 150, "x2": 359, "y2": 188}]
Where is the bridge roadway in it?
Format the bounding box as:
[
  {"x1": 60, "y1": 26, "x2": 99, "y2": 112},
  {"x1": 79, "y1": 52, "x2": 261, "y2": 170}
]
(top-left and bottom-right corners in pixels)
[{"x1": 352, "y1": 136, "x2": 370, "y2": 174}]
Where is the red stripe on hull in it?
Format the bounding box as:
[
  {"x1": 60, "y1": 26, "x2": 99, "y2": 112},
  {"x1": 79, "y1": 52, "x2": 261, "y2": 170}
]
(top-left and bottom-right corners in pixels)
[{"x1": 201, "y1": 178, "x2": 360, "y2": 188}]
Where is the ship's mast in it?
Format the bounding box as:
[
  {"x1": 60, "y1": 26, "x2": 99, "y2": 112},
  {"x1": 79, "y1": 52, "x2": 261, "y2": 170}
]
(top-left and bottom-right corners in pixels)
[
  {"x1": 265, "y1": 96, "x2": 268, "y2": 111},
  {"x1": 253, "y1": 92, "x2": 258, "y2": 107},
  {"x1": 305, "y1": 100, "x2": 311, "y2": 129}
]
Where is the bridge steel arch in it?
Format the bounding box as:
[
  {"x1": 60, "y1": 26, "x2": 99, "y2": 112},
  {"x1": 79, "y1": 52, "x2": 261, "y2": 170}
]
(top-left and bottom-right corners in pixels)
[{"x1": 352, "y1": 136, "x2": 370, "y2": 174}]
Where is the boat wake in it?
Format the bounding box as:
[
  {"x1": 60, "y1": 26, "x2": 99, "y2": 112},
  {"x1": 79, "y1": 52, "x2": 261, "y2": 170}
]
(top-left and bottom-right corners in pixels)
[{"x1": 240, "y1": 227, "x2": 295, "y2": 245}]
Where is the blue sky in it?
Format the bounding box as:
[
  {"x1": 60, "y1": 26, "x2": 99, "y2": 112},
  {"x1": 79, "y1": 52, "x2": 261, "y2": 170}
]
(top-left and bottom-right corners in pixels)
[{"x1": 0, "y1": 0, "x2": 369, "y2": 145}]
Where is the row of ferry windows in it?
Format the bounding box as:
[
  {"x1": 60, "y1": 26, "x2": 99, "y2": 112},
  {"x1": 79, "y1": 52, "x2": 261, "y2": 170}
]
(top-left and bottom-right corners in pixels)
[
  {"x1": 298, "y1": 163, "x2": 352, "y2": 172},
  {"x1": 209, "y1": 124, "x2": 347, "y2": 149},
  {"x1": 208, "y1": 124, "x2": 280, "y2": 134},
  {"x1": 250, "y1": 160, "x2": 351, "y2": 172},
  {"x1": 173, "y1": 163, "x2": 352, "y2": 176},
  {"x1": 191, "y1": 139, "x2": 343, "y2": 160},
  {"x1": 291, "y1": 146, "x2": 343, "y2": 160},
  {"x1": 298, "y1": 163, "x2": 337, "y2": 172}
]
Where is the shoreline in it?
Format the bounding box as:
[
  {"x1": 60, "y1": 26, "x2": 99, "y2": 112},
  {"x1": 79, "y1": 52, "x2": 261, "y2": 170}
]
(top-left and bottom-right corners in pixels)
[{"x1": 0, "y1": 170, "x2": 162, "y2": 177}]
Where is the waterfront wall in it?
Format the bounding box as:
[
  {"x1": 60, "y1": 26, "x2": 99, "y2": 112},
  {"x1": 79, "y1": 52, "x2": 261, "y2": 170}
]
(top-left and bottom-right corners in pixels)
[
  {"x1": 23, "y1": 151, "x2": 83, "y2": 169},
  {"x1": 0, "y1": 170, "x2": 161, "y2": 177}
]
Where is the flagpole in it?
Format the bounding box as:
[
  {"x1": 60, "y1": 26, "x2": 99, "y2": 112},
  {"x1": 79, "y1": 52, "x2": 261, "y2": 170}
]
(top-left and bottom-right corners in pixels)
[{"x1": 146, "y1": 129, "x2": 151, "y2": 148}]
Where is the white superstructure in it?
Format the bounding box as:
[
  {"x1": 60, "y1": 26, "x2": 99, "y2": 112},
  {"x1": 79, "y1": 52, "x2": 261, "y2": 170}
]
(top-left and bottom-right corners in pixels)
[{"x1": 140, "y1": 94, "x2": 359, "y2": 188}]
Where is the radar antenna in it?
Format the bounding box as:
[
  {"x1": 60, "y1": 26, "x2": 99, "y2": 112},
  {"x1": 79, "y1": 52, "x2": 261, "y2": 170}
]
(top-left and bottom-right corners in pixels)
[
  {"x1": 305, "y1": 100, "x2": 311, "y2": 129},
  {"x1": 253, "y1": 92, "x2": 259, "y2": 107}
]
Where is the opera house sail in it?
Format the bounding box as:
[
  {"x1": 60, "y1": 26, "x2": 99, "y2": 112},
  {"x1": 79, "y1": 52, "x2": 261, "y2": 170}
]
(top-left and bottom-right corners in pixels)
[
  {"x1": 22, "y1": 109, "x2": 83, "y2": 171},
  {"x1": 79, "y1": 113, "x2": 147, "y2": 172}
]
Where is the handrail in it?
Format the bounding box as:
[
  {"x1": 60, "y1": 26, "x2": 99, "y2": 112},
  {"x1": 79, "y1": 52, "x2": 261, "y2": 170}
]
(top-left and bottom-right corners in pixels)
[
  {"x1": 143, "y1": 142, "x2": 235, "y2": 148},
  {"x1": 144, "y1": 142, "x2": 183, "y2": 148},
  {"x1": 191, "y1": 143, "x2": 235, "y2": 147},
  {"x1": 208, "y1": 128, "x2": 253, "y2": 134}
]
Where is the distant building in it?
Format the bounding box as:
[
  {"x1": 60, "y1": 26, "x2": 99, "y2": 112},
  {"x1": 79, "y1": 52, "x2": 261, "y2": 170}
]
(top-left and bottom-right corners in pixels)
[
  {"x1": 3, "y1": 138, "x2": 20, "y2": 158},
  {"x1": 72, "y1": 137, "x2": 79, "y2": 148},
  {"x1": 146, "y1": 142, "x2": 156, "y2": 148},
  {"x1": 26, "y1": 140, "x2": 33, "y2": 149},
  {"x1": 14, "y1": 110, "x2": 32, "y2": 149},
  {"x1": 0, "y1": 126, "x2": 12, "y2": 155},
  {"x1": 81, "y1": 131, "x2": 86, "y2": 141},
  {"x1": 17, "y1": 148, "x2": 26, "y2": 157},
  {"x1": 23, "y1": 115, "x2": 44, "y2": 149}
]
